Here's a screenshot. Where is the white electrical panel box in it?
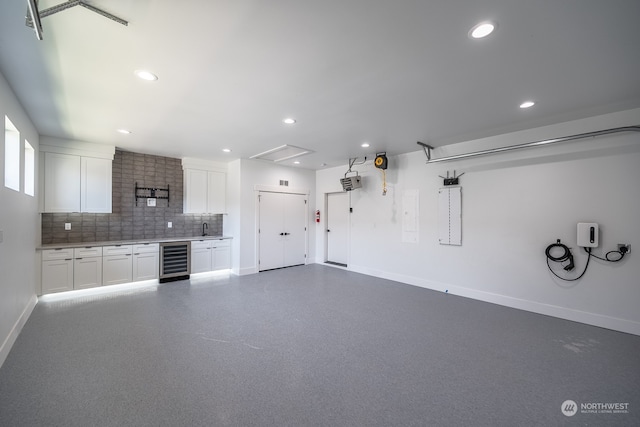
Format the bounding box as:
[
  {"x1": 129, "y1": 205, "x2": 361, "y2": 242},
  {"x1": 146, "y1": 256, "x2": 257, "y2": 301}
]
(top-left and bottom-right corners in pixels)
[{"x1": 577, "y1": 222, "x2": 599, "y2": 248}]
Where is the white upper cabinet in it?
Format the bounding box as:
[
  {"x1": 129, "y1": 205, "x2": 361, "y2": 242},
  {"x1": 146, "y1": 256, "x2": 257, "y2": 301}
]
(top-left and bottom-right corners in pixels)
[
  {"x1": 182, "y1": 158, "x2": 227, "y2": 214},
  {"x1": 207, "y1": 170, "x2": 226, "y2": 214},
  {"x1": 81, "y1": 156, "x2": 112, "y2": 213},
  {"x1": 40, "y1": 138, "x2": 115, "y2": 213},
  {"x1": 43, "y1": 152, "x2": 81, "y2": 212},
  {"x1": 184, "y1": 168, "x2": 208, "y2": 213}
]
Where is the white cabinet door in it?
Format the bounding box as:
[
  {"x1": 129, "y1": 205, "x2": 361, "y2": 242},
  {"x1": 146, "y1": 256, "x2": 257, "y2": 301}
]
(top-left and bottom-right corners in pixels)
[
  {"x1": 42, "y1": 259, "x2": 74, "y2": 294},
  {"x1": 81, "y1": 157, "x2": 112, "y2": 213},
  {"x1": 103, "y1": 254, "x2": 133, "y2": 285},
  {"x1": 132, "y1": 243, "x2": 159, "y2": 281},
  {"x1": 133, "y1": 253, "x2": 159, "y2": 281},
  {"x1": 212, "y1": 240, "x2": 231, "y2": 270},
  {"x1": 207, "y1": 171, "x2": 226, "y2": 213},
  {"x1": 74, "y1": 257, "x2": 103, "y2": 289},
  {"x1": 184, "y1": 169, "x2": 208, "y2": 213},
  {"x1": 44, "y1": 152, "x2": 81, "y2": 212},
  {"x1": 190, "y1": 240, "x2": 212, "y2": 273}
]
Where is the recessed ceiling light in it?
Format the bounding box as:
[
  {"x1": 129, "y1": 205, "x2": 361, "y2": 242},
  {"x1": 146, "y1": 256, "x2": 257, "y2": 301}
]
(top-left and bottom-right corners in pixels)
[
  {"x1": 361, "y1": 142, "x2": 370, "y2": 148},
  {"x1": 283, "y1": 118, "x2": 296, "y2": 124},
  {"x1": 134, "y1": 70, "x2": 158, "y2": 81},
  {"x1": 222, "y1": 148, "x2": 232, "y2": 153},
  {"x1": 117, "y1": 129, "x2": 131, "y2": 134},
  {"x1": 469, "y1": 21, "x2": 496, "y2": 39},
  {"x1": 519, "y1": 101, "x2": 536, "y2": 109},
  {"x1": 293, "y1": 161, "x2": 300, "y2": 165}
]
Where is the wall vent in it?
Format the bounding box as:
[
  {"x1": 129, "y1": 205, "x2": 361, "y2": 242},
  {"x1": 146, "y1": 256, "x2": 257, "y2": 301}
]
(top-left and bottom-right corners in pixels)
[{"x1": 279, "y1": 180, "x2": 289, "y2": 186}]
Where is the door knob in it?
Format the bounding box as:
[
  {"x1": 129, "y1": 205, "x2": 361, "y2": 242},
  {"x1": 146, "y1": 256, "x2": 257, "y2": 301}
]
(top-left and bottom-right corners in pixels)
[
  {"x1": 280, "y1": 232, "x2": 284, "y2": 236},
  {"x1": 284, "y1": 232, "x2": 290, "y2": 236},
  {"x1": 327, "y1": 229, "x2": 331, "y2": 232}
]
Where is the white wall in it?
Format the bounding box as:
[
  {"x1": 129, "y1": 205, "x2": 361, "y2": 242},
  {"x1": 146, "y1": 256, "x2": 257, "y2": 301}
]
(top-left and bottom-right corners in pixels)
[
  {"x1": 0, "y1": 71, "x2": 39, "y2": 367},
  {"x1": 315, "y1": 109, "x2": 640, "y2": 335},
  {"x1": 236, "y1": 159, "x2": 316, "y2": 275}
]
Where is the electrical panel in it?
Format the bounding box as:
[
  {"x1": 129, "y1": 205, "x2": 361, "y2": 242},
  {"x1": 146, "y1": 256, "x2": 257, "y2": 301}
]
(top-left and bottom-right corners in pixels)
[{"x1": 577, "y1": 223, "x2": 599, "y2": 248}]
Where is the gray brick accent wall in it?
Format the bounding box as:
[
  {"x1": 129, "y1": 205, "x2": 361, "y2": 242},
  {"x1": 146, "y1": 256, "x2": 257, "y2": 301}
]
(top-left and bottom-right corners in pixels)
[{"x1": 41, "y1": 150, "x2": 223, "y2": 244}]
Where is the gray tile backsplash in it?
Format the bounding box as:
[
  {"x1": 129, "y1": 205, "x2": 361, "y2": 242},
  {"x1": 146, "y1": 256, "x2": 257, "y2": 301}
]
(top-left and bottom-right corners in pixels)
[{"x1": 42, "y1": 150, "x2": 223, "y2": 244}]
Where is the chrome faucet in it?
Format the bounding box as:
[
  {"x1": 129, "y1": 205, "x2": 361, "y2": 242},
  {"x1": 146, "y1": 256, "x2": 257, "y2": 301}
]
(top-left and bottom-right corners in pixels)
[{"x1": 202, "y1": 222, "x2": 209, "y2": 236}]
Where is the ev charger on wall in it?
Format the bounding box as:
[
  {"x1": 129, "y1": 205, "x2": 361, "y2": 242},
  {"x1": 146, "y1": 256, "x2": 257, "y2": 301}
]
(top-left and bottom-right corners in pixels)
[{"x1": 577, "y1": 223, "x2": 599, "y2": 248}]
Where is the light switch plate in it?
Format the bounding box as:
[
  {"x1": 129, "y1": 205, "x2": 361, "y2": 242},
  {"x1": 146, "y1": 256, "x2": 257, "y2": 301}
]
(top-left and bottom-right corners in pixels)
[{"x1": 65, "y1": 223, "x2": 71, "y2": 231}]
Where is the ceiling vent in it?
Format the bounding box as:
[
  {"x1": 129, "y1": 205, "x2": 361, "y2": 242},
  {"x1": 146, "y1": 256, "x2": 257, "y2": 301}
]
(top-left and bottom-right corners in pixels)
[{"x1": 250, "y1": 145, "x2": 312, "y2": 162}]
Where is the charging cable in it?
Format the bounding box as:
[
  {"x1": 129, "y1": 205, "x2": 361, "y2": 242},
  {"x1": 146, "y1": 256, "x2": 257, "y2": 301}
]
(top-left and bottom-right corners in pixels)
[
  {"x1": 545, "y1": 240, "x2": 628, "y2": 281},
  {"x1": 546, "y1": 240, "x2": 589, "y2": 281}
]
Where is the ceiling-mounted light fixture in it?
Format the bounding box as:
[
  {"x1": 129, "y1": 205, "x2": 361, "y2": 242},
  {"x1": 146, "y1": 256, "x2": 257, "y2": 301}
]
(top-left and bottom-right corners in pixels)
[
  {"x1": 135, "y1": 70, "x2": 158, "y2": 81},
  {"x1": 117, "y1": 129, "x2": 131, "y2": 134},
  {"x1": 469, "y1": 21, "x2": 496, "y2": 39},
  {"x1": 519, "y1": 101, "x2": 536, "y2": 109},
  {"x1": 283, "y1": 118, "x2": 296, "y2": 124}
]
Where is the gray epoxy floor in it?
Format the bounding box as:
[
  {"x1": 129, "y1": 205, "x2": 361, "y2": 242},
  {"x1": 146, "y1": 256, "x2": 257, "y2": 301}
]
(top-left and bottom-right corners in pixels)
[{"x1": 1, "y1": 264, "x2": 639, "y2": 426}]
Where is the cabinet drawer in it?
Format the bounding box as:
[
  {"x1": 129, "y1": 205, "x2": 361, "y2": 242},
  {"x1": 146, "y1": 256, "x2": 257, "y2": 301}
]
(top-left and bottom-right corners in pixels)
[
  {"x1": 191, "y1": 240, "x2": 212, "y2": 250},
  {"x1": 102, "y1": 244, "x2": 133, "y2": 256},
  {"x1": 211, "y1": 239, "x2": 231, "y2": 248},
  {"x1": 74, "y1": 246, "x2": 103, "y2": 258},
  {"x1": 133, "y1": 243, "x2": 159, "y2": 254},
  {"x1": 42, "y1": 248, "x2": 75, "y2": 261}
]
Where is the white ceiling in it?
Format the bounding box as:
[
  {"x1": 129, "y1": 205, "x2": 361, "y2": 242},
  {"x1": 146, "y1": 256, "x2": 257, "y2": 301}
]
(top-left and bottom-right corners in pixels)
[{"x1": 1, "y1": 0, "x2": 640, "y2": 169}]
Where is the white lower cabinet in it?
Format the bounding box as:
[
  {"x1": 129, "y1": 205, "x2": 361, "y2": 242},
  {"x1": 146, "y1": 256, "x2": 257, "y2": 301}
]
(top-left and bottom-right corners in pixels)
[
  {"x1": 191, "y1": 239, "x2": 231, "y2": 273},
  {"x1": 132, "y1": 243, "x2": 159, "y2": 281},
  {"x1": 41, "y1": 239, "x2": 229, "y2": 295},
  {"x1": 191, "y1": 240, "x2": 212, "y2": 273},
  {"x1": 212, "y1": 240, "x2": 231, "y2": 270},
  {"x1": 73, "y1": 247, "x2": 103, "y2": 289},
  {"x1": 102, "y1": 245, "x2": 133, "y2": 286},
  {"x1": 42, "y1": 248, "x2": 75, "y2": 294}
]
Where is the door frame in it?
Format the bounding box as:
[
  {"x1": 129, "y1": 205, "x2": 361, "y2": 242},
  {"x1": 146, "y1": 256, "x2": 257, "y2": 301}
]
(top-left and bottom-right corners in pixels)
[
  {"x1": 255, "y1": 185, "x2": 310, "y2": 274},
  {"x1": 324, "y1": 191, "x2": 350, "y2": 268}
]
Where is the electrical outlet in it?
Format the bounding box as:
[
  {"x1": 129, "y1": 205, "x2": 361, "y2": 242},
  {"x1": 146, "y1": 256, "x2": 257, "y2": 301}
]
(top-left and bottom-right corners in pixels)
[
  {"x1": 618, "y1": 244, "x2": 630, "y2": 254},
  {"x1": 65, "y1": 223, "x2": 71, "y2": 231},
  {"x1": 167, "y1": 222, "x2": 172, "y2": 228}
]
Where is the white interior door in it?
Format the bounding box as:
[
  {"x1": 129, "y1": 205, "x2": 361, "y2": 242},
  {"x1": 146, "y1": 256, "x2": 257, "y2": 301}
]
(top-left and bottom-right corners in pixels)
[
  {"x1": 283, "y1": 193, "x2": 307, "y2": 267},
  {"x1": 259, "y1": 192, "x2": 307, "y2": 271},
  {"x1": 327, "y1": 192, "x2": 349, "y2": 266},
  {"x1": 259, "y1": 192, "x2": 285, "y2": 271}
]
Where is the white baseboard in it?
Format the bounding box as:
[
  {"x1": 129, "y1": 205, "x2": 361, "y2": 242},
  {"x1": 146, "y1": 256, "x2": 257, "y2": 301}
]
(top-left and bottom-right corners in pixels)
[
  {"x1": 349, "y1": 264, "x2": 640, "y2": 336},
  {"x1": 0, "y1": 294, "x2": 37, "y2": 369},
  {"x1": 238, "y1": 266, "x2": 258, "y2": 276}
]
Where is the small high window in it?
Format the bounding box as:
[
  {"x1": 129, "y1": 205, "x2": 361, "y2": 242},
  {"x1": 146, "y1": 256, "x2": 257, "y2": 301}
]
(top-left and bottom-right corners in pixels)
[
  {"x1": 4, "y1": 116, "x2": 20, "y2": 192},
  {"x1": 25, "y1": 140, "x2": 34, "y2": 196}
]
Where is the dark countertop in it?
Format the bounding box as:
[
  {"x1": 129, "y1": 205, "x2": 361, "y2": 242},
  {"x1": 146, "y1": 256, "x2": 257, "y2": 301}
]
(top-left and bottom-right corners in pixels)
[{"x1": 38, "y1": 235, "x2": 232, "y2": 250}]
